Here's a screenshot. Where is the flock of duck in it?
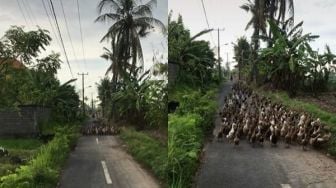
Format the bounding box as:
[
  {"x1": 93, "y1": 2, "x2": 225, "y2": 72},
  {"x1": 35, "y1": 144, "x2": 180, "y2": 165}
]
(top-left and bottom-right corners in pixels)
[
  {"x1": 217, "y1": 82, "x2": 332, "y2": 149},
  {"x1": 81, "y1": 120, "x2": 120, "y2": 136}
]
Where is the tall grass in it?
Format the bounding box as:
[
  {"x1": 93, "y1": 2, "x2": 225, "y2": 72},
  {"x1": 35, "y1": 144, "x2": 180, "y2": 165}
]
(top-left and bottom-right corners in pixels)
[
  {"x1": 119, "y1": 128, "x2": 167, "y2": 185},
  {"x1": 0, "y1": 139, "x2": 43, "y2": 150},
  {"x1": 168, "y1": 86, "x2": 218, "y2": 188},
  {"x1": 0, "y1": 126, "x2": 79, "y2": 188}
]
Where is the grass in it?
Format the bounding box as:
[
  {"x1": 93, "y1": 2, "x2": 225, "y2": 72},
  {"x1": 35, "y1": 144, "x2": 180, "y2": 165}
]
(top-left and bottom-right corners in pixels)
[
  {"x1": 0, "y1": 125, "x2": 80, "y2": 188},
  {"x1": 168, "y1": 84, "x2": 219, "y2": 188},
  {"x1": 0, "y1": 138, "x2": 43, "y2": 178},
  {"x1": 257, "y1": 88, "x2": 336, "y2": 155},
  {"x1": 119, "y1": 128, "x2": 167, "y2": 186},
  {"x1": 0, "y1": 139, "x2": 43, "y2": 150}
]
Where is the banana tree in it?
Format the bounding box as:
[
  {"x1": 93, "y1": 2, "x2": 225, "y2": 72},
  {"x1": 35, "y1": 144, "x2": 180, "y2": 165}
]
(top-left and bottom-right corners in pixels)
[{"x1": 260, "y1": 19, "x2": 319, "y2": 96}]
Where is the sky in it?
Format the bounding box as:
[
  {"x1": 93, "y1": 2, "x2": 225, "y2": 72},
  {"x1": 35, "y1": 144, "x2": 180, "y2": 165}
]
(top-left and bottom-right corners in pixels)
[
  {"x1": 169, "y1": 0, "x2": 336, "y2": 68},
  {"x1": 0, "y1": 0, "x2": 167, "y2": 103}
]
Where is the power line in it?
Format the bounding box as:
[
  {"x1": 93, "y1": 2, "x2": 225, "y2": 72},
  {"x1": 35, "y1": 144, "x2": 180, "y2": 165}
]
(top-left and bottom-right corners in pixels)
[
  {"x1": 16, "y1": 0, "x2": 28, "y2": 26},
  {"x1": 200, "y1": 0, "x2": 215, "y2": 44},
  {"x1": 41, "y1": 0, "x2": 63, "y2": 54},
  {"x1": 48, "y1": 0, "x2": 74, "y2": 78},
  {"x1": 20, "y1": 0, "x2": 34, "y2": 26},
  {"x1": 75, "y1": 0, "x2": 87, "y2": 70},
  {"x1": 59, "y1": 0, "x2": 82, "y2": 71},
  {"x1": 24, "y1": 0, "x2": 38, "y2": 26}
]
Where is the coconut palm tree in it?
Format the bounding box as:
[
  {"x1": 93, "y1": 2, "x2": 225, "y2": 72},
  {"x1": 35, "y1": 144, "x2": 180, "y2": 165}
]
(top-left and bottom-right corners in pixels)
[
  {"x1": 241, "y1": 0, "x2": 295, "y2": 83},
  {"x1": 241, "y1": 0, "x2": 267, "y2": 83},
  {"x1": 95, "y1": 0, "x2": 166, "y2": 77},
  {"x1": 265, "y1": 0, "x2": 294, "y2": 43}
]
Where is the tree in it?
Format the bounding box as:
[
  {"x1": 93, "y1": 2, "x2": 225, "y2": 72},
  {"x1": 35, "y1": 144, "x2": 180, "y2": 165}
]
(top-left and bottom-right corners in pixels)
[
  {"x1": 265, "y1": 0, "x2": 294, "y2": 40},
  {"x1": 168, "y1": 14, "x2": 216, "y2": 86},
  {"x1": 0, "y1": 26, "x2": 80, "y2": 122},
  {"x1": 241, "y1": 0, "x2": 268, "y2": 83},
  {"x1": 241, "y1": 0, "x2": 295, "y2": 83},
  {"x1": 260, "y1": 19, "x2": 319, "y2": 96},
  {"x1": 97, "y1": 77, "x2": 113, "y2": 118},
  {"x1": 233, "y1": 37, "x2": 251, "y2": 80},
  {"x1": 0, "y1": 26, "x2": 51, "y2": 65},
  {"x1": 96, "y1": 0, "x2": 166, "y2": 77}
]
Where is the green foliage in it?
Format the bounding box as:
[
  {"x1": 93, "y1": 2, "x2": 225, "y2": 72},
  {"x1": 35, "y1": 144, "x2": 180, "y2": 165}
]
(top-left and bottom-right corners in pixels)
[
  {"x1": 0, "y1": 125, "x2": 79, "y2": 188},
  {"x1": 0, "y1": 26, "x2": 80, "y2": 122},
  {"x1": 259, "y1": 19, "x2": 335, "y2": 95},
  {"x1": 0, "y1": 26, "x2": 51, "y2": 65},
  {"x1": 168, "y1": 14, "x2": 217, "y2": 87},
  {"x1": 168, "y1": 113, "x2": 202, "y2": 188},
  {"x1": 96, "y1": 0, "x2": 166, "y2": 77},
  {"x1": 0, "y1": 139, "x2": 42, "y2": 150},
  {"x1": 233, "y1": 36, "x2": 252, "y2": 79},
  {"x1": 168, "y1": 86, "x2": 218, "y2": 188},
  {"x1": 0, "y1": 139, "x2": 42, "y2": 178},
  {"x1": 120, "y1": 128, "x2": 167, "y2": 184},
  {"x1": 97, "y1": 68, "x2": 167, "y2": 129}
]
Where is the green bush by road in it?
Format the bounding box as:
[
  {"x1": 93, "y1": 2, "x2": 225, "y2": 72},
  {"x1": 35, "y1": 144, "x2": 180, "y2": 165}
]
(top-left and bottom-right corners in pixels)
[
  {"x1": 0, "y1": 125, "x2": 80, "y2": 188},
  {"x1": 168, "y1": 86, "x2": 218, "y2": 188},
  {"x1": 120, "y1": 128, "x2": 167, "y2": 185}
]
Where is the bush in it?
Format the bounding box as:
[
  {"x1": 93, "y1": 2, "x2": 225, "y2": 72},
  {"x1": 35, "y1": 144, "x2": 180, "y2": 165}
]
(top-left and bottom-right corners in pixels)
[
  {"x1": 0, "y1": 126, "x2": 79, "y2": 188},
  {"x1": 168, "y1": 114, "x2": 203, "y2": 187},
  {"x1": 168, "y1": 85, "x2": 218, "y2": 188},
  {"x1": 120, "y1": 128, "x2": 167, "y2": 184}
]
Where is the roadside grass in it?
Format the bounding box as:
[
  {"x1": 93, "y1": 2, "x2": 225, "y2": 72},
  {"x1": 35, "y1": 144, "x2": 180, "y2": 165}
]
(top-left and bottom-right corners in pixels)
[
  {"x1": 0, "y1": 139, "x2": 43, "y2": 150},
  {"x1": 0, "y1": 139, "x2": 43, "y2": 178},
  {"x1": 119, "y1": 128, "x2": 167, "y2": 186},
  {"x1": 257, "y1": 89, "x2": 336, "y2": 155},
  {"x1": 0, "y1": 125, "x2": 80, "y2": 188},
  {"x1": 168, "y1": 85, "x2": 218, "y2": 188}
]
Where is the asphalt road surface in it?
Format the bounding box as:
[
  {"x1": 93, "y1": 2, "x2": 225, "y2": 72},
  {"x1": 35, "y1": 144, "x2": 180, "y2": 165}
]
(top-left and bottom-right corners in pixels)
[
  {"x1": 58, "y1": 123, "x2": 159, "y2": 188},
  {"x1": 196, "y1": 81, "x2": 336, "y2": 188}
]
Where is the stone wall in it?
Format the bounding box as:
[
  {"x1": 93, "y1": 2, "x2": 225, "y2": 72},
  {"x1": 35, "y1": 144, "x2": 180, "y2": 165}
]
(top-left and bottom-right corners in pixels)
[{"x1": 0, "y1": 105, "x2": 50, "y2": 137}]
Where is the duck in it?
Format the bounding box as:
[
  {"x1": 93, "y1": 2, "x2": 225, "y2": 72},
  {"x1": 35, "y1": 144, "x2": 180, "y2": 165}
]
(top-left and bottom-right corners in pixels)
[
  {"x1": 234, "y1": 132, "x2": 240, "y2": 146},
  {"x1": 285, "y1": 130, "x2": 291, "y2": 148},
  {"x1": 250, "y1": 128, "x2": 257, "y2": 146},
  {"x1": 270, "y1": 125, "x2": 278, "y2": 146},
  {"x1": 301, "y1": 133, "x2": 309, "y2": 151},
  {"x1": 216, "y1": 127, "x2": 224, "y2": 142}
]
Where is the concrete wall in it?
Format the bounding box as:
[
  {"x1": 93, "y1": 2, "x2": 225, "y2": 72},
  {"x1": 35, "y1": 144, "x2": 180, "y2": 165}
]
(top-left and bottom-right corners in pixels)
[
  {"x1": 0, "y1": 105, "x2": 50, "y2": 137},
  {"x1": 168, "y1": 62, "x2": 179, "y2": 86}
]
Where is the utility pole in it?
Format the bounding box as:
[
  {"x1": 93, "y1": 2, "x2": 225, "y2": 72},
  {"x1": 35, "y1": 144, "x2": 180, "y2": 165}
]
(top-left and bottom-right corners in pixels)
[
  {"x1": 217, "y1": 28, "x2": 225, "y2": 80},
  {"x1": 78, "y1": 72, "x2": 88, "y2": 115},
  {"x1": 91, "y1": 93, "x2": 93, "y2": 110}
]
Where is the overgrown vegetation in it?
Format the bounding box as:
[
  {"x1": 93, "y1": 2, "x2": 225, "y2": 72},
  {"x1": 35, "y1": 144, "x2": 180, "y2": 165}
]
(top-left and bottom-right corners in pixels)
[
  {"x1": 0, "y1": 139, "x2": 43, "y2": 178},
  {"x1": 0, "y1": 25, "x2": 83, "y2": 183},
  {"x1": 120, "y1": 128, "x2": 167, "y2": 184},
  {"x1": 168, "y1": 13, "x2": 219, "y2": 187},
  {"x1": 0, "y1": 26, "x2": 81, "y2": 123},
  {"x1": 0, "y1": 125, "x2": 80, "y2": 188},
  {"x1": 238, "y1": 0, "x2": 336, "y2": 96},
  {"x1": 95, "y1": 0, "x2": 167, "y2": 130}
]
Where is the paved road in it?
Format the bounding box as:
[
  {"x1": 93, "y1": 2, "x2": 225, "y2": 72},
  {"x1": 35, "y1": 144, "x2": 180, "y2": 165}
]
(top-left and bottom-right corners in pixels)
[
  {"x1": 196, "y1": 81, "x2": 336, "y2": 188},
  {"x1": 58, "y1": 122, "x2": 159, "y2": 188}
]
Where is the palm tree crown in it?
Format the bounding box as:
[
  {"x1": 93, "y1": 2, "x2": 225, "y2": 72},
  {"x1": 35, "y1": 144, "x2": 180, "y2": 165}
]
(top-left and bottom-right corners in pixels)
[{"x1": 95, "y1": 0, "x2": 166, "y2": 77}]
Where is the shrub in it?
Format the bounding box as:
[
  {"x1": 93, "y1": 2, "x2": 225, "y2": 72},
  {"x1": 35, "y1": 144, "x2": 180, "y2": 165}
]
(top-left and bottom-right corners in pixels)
[
  {"x1": 168, "y1": 114, "x2": 203, "y2": 187},
  {"x1": 0, "y1": 126, "x2": 79, "y2": 188},
  {"x1": 120, "y1": 128, "x2": 167, "y2": 183}
]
